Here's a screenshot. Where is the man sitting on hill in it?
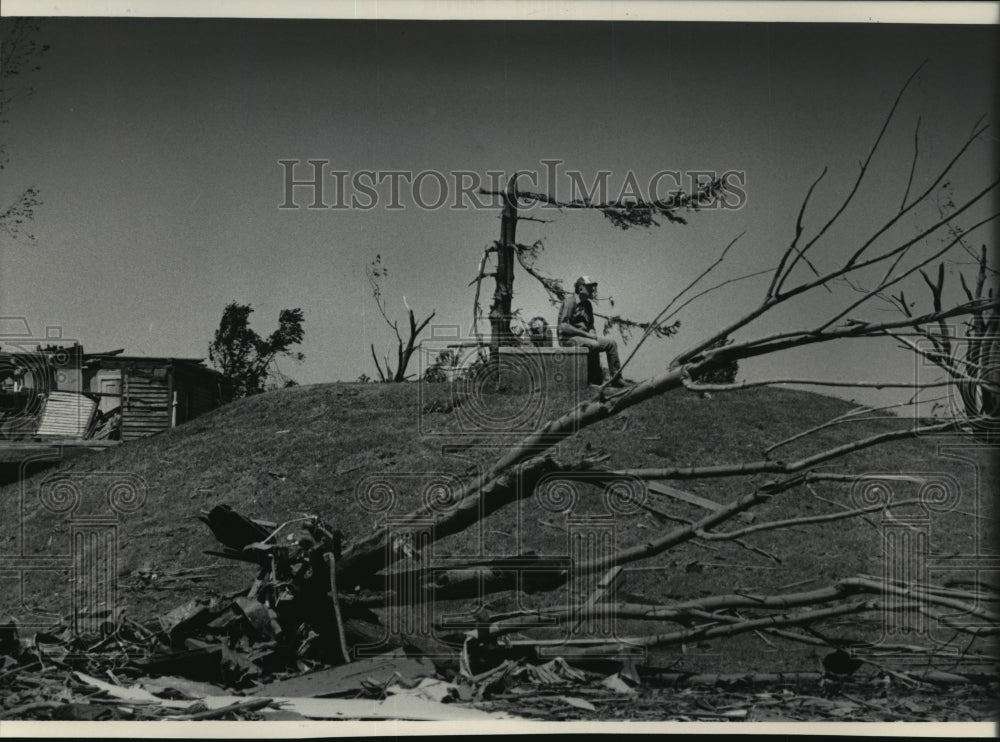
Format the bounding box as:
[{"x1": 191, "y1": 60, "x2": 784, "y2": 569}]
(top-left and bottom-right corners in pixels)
[{"x1": 558, "y1": 276, "x2": 626, "y2": 387}]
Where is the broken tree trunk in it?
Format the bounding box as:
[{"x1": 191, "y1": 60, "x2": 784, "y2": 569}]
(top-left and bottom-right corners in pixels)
[
  {"x1": 488, "y1": 173, "x2": 519, "y2": 352},
  {"x1": 338, "y1": 453, "x2": 565, "y2": 585}
]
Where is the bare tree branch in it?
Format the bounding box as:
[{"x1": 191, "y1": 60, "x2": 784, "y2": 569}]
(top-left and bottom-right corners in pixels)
[
  {"x1": 366, "y1": 256, "x2": 436, "y2": 383},
  {"x1": 696, "y1": 497, "x2": 922, "y2": 540},
  {"x1": 900, "y1": 116, "x2": 922, "y2": 212},
  {"x1": 775, "y1": 60, "x2": 928, "y2": 293},
  {"x1": 814, "y1": 210, "x2": 999, "y2": 332},
  {"x1": 768, "y1": 167, "x2": 828, "y2": 299},
  {"x1": 336, "y1": 67, "x2": 1000, "y2": 674},
  {"x1": 484, "y1": 575, "x2": 997, "y2": 651},
  {"x1": 762, "y1": 394, "x2": 940, "y2": 456},
  {"x1": 510, "y1": 601, "x2": 873, "y2": 651},
  {"x1": 610, "y1": 418, "x2": 971, "y2": 482},
  {"x1": 682, "y1": 375, "x2": 981, "y2": 394},
  {"x1": 612, "y1": 231, "x2": 746, "y2": 378},
  {"x1": 369, "y1": 343, "x2": 387, "y2": 382}
]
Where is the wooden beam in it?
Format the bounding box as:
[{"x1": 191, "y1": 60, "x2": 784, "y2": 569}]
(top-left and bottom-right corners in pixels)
[
  {"x1": 0, "y1": 440, "x2": 119, "y2": 451},
  {"x1": 572, "y1": 566, "x2": 624, "y2": 633},
  {"x1": 324, "y1": 552, "x2": 351, "y2": 665},
  {"x1": 645, "y1": 481, "x2": 724, "y2": 512}
]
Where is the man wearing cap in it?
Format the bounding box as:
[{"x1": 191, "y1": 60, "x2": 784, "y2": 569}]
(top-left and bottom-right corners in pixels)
[{"x1": 558, "y1": 276, "x2": 626, "y2": 387}]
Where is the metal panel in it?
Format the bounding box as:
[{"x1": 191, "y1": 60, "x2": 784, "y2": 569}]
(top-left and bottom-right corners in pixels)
[{"x1": 35, "y1": 391, "x2": 97, "y2": 438}]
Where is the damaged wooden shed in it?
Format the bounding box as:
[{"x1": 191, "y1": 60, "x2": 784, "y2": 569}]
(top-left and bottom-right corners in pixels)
[
  {"x1": 81, "y1": 352, "x2": 232, "y2": 441},
  {"x1": 0, "y1": 346, "x2": 231, "y2": 445}
]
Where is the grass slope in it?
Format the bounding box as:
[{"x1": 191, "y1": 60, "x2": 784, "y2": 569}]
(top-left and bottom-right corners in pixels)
[{"x1": 1, "y1": 381, "x2": 995, "y2": 674}]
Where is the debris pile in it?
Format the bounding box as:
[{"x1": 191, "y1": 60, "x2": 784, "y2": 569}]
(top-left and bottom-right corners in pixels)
[
  {"x1": 0, "y1": 503, "x2": 496, "y2": 720},
  {"x1": 0, "y1": 505, "x2": 523, "y2": 720},
  {"x1": 2, "y1": 504, "x2": 996, "y2": 721}
]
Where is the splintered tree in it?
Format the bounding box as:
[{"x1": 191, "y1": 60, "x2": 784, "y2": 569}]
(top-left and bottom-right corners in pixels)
[
  {"x1": 367, "y1": 254, "x2": 436, "y2": 382},
  {"x1": 333, "y1": 64, "x2": 999, "y2": 667},
  {"x1": 470, "y1": 171, "x2": 724, "y2": 351}
]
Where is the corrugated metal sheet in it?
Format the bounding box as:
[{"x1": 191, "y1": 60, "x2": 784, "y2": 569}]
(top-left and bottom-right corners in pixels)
[{"x1": 35, "y1": 391, "x2": 97, "y2": 438}]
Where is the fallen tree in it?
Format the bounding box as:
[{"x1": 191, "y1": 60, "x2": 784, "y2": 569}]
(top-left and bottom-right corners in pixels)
[{"x1": 332, "y1": 64, "x2": 999, "y2": 671}]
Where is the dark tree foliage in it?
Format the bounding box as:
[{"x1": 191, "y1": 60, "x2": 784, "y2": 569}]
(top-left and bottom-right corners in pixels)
[
  {"x1": 208, "y1": 302, "x2": 305, "y2": 398},
  {"x1": 689, "y1": 337, "x2": 740, "y2": 385}
]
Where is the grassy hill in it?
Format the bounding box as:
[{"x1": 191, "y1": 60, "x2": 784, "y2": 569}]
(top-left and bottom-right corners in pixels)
[{"x1": 1, "y1": 381, "x2": 995, "y2": 673}]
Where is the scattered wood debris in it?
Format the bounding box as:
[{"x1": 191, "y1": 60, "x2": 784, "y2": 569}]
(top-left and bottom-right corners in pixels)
[{"x1": 2, "y1": 503, "x2": 996, "y2": 721}]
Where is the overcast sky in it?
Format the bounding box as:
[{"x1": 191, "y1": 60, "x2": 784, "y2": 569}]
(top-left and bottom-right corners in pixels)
[{"x1": 0, "y1": 19, "x2": 995, "y2": 406}]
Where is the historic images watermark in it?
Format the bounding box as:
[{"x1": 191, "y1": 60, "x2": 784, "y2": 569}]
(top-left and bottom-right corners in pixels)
[
  {"x1": 864, "y1": 327, "x2": 999, "y2": 656},
  {"x1": 0, "y1": 319, "x2": 149, "y2": 657},
  {"x1": 347, "y1": 326, "x2": 649, "y2": 660},
  {"x1": 0, "y1": 469, "x2": 149, "y2": 664},
  {"x1": 351, "y1": 469, "x2": 647, "y2": 661},
  {"x1": 277, "y1": 159, "x2": 747, "y2": 211},
  {"x1": 415, "y1": 327, "x2": 587, "y2": 438},
  {"x1": 0, "y1": 320, "x2": 81, "y2": 437},
  {"x1": 859, "y1": 458, "x2": 998, "y2": 656},
  {"x1": 911, "y1": 329, "x2": 1000, "y2": 440}
]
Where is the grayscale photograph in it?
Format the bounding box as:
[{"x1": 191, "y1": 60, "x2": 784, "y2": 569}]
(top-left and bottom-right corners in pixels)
[{"x1": 0, "y1": 5, "x2": 997, "y2": 731}]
